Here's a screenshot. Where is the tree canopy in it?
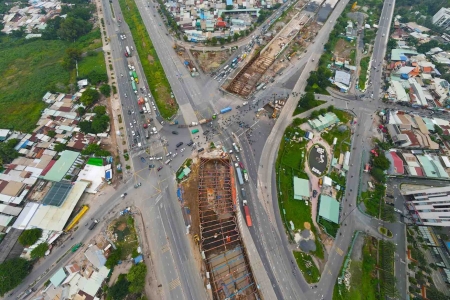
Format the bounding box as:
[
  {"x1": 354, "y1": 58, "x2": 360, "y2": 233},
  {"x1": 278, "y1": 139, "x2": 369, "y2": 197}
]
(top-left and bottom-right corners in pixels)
[
  {"x1": 31, "y1": 243, "x2": 49, "y2": 260},
  {"x1": 80, "y1": 88, "x2": 100, "y2": 107},
  {"x1": 0, "y1": 138, "x2": 19, "y2": 168},
  {"x1": 127, "y1": 264, "x2": 147, "y2": 293},
  {"x1": 86, "y1": 70, "x2": 108, "y2": 85},
  {"x1": 0, "y1": 258, "x2": 31, "y2": 296},
  {"x1": 81, "y1": 143, "x2": 111, "y2": 157},
  {"x1": 18, "y1": 228, "x2": 42, "y2": 246},
  {"x1": 297, "y1": 92, "x2": 318, "y2": 110},
  {"x1": 372, "y1": 152, "x2": 391, "y2": 170},
  {"x1": 105, "y1": 247, "x2": 122, "y2": 269},
  {"x1": 108, "y1": 275, "x2": 130, "y2": 300},
  {"x1": 99, "y1": 84, "x2": 111, "y2": 97},
  {"x1": 54, "y1": 142, "x2": 67, "y2": 153}
]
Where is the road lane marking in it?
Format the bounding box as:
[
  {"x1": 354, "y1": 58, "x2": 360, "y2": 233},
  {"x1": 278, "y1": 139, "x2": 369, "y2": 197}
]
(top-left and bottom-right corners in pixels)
[
  {"x1": 335, "y1": 247, "x2": 344, "y2": 256},
  {"x1": 169, "y1": 278, "x2": 181, "y2": 290}
]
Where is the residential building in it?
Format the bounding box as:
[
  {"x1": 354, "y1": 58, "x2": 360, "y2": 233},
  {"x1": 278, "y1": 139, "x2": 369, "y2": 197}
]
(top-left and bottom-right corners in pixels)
[
  {"x1": 0, "y1": 129, "x2": 11, "y2": 141},
  {"x1": 432, "y1": 8, "x2": 450, "y2": 30},
  {"x1": 403, "y1": 186, "x2": 450, "y2": 226}
]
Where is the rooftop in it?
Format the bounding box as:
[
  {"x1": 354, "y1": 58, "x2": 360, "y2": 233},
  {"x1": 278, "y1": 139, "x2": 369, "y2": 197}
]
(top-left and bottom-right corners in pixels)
[
  {"x1": 43, "y1": 150, "x2": 80, "y2": 182},
  {"x1": 318, "y1": 195, "x2": 340, "y2": 224},
  {"x1": 293, "y1": 177, "x2": 310, "y2": 199}
]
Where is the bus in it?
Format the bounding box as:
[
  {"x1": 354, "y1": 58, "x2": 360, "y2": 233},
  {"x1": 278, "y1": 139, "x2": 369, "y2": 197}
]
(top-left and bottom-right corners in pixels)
[{"x1": 131, "y1": 81, "x2": 137, "y2": 93}]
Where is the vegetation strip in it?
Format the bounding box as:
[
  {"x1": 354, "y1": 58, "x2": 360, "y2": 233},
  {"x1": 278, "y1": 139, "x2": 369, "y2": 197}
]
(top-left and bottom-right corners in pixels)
[{"x1": 118, "y1": 0, "x2": 177, "y2": 119}]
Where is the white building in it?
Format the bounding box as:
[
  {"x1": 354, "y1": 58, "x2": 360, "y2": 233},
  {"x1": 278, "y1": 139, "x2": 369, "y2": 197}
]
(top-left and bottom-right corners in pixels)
[
  {"x1": 433, "y1": 8, "x2": 450, "y2": 30},
  {"x1": 403, "y1": 186, "x2": 450, "y2": 227}
]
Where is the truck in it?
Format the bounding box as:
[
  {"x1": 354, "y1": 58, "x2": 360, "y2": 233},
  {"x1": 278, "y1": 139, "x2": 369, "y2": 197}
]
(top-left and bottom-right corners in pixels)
[
  {"x1": 256, "y1": 83, "x2": 265, "y2": 91},
  {"x1": 71, "y1": 242, "x2": 82, "y2": 252},
  {"x1": 220, "y1": 107, "x2": 232, "y2": 114},
  {"x1": 242, "y1": 169, "x2": 249, "y2": 182},
  {"x1": 132, "y1": 71, "x2": 139, "y2": 83},
  {"x1": 88, "y1": 219, "x2": 98, "y2": 230},
  {"x1": 199, "y1": 118, "x2": 212, "y2": 125},
  {"x1": 243, "y1": 200, "x2": 252, "y2": 227},
  {"x1": 138, "y1": 97, "x2": 145, "y2": 113},
  {"x1": 236, "y1": 167, "x2": 244, "y2": 185},
  {"x1": 145, "y1": 102, "x2": 151, "y2": 113},
  {"x1": 131, "y1": 81, "x2": 137, "y2": 93},
  {"x1": 126, "y1": 46, "x2": 131, "y2": 57},
  {"x1": 232, "y1": 143, "x2": 240, "y2": 153}
]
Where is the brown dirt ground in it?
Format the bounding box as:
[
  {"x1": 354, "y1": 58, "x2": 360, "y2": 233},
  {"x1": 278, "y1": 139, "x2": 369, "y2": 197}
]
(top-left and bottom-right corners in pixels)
[
  {"x1": 334, "y1": 39, "x2": 354, "y2": 59},
  {"x1": 191, "y1": 50, "x2": 231, "y2": 74},
  {"x1": 116, "y1": 222, "x2": 127, "y2": 231}
]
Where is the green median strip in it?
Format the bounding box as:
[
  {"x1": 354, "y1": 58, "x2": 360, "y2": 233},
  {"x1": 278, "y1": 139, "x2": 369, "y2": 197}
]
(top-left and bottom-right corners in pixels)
[{"x1": 118, "y1": 0, "x2": 178, "y2": 119}]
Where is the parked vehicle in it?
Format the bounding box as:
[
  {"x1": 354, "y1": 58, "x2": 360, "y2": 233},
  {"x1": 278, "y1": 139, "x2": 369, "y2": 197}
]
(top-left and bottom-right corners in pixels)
[
  {"x1": 198, "y1": 147, "x2": 204, "y2": 152},
  {"x1": 220, "y1": 107, "x2": 232, "y2": 114},
  {"x1": 157, "y1": 166, "x2": 163, "y2": 171},
  {"x1": 165, "y1": 159, "x2": 172, "y2": 165},
  {"x1": 241, "y1": 188, "x2": 246, "y2": 198},
  {"x1": 172, "y1": 131, "x2": 179, "y2": 135},
  {"x1": 125, "y1": 46, "x2": 131, "y2": 57},
  {"x1": 191, "y1": 129, "x2": 199, "y2": 134}
]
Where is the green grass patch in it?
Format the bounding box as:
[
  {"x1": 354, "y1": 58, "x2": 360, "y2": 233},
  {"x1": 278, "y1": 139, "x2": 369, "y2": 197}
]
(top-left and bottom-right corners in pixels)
[
  {"x1": 360, "y1": 183, "x2": 385, "y2": 217},
  {"x1": 293, "y1": 100, "x2": 326, "y2": 115},
  {"x1": 119, "y1": 0, "x2": 177, "y2": 119},
  {"x1": 358, "y1": 56, "x2": 370, "y2": 90},
  {"x1": 318, "y1": 218, "x2": 340, "y2": 237},
  {"x1": 293, "y1": 251, "x2": 321, "y2": 283},
  {"x1": 111, "y1": 215, "x2": 139, "y2": 259},
  {"x1": 276, "y1": 124, "x2": 324, "y2": 259},
  {"x1": 78, "y1": 51, "x2": 106, "y2": 79},
  {"x1": 379, "y1": 227, "x2": 393, "y2": 238},
  {"x1": 333, "y1": 236, "x2": 379, "y2": 300},
  {"x1": 349, "y1": 49, "x2": 356, "y2": 65}
]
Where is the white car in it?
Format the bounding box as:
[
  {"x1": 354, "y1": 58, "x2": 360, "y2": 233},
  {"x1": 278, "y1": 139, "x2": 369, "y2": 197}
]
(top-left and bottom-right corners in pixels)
[
  {"x1": 149, "y1": 157, "x2": 154, "y2": 161},
  {"x1": 132, "y1": 131, "x2": 135, "y2": 136},
  {"x1": 157, "y1": 156, "x2": 163, "y2": 160},
  {"x1": 133, "y1": 119, "x2": 137, "y2": 124},
  {"x1": 130, "y1": 122, "x2": 133, "y2": 128},
  {"x1": 166, "y1": 152, "x2": 172, "y2": 157},
  {"x1": 172, "y1": 153, "x2": 178, "y2": 158},
  {"x1": 180, "y1": 148, "x2": 185, "y2": 153},
  {"x1": 131, "y1": 46, "x2": 134, "y2": 50}
]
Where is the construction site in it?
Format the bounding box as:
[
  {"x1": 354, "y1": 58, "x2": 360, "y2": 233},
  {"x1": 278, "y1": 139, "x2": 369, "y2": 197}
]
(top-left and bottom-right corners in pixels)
[
  {"x1": 225, "y1": 12, "x2": 311, "y2": 97},
  {"x1": 180, "y1": 153, "x2": 259, "y2": 300}
]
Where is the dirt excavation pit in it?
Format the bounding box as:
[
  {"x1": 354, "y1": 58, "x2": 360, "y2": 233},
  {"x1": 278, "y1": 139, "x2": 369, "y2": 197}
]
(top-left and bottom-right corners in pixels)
[{"x1": 191, "y1": 50, "x2": 231, "y2": 74}]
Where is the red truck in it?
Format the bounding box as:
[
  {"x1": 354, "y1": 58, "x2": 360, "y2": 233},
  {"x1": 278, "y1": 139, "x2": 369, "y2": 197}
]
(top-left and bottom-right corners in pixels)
[{"x1": 243, "y1": 200, "x2": 252, "y2": 227}]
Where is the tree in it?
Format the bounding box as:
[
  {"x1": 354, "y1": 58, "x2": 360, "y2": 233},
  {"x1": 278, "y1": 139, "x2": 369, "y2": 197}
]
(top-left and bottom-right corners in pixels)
[
  {"x1": 47, "y1": 131, "x2": 56, "y2": 138},
  {"x1": 105, "y1": 247, "x2": 122, "y2": 269},
  {"x1": 434, "y1": 124, "x2": 443, "y2": 135},
  {"x1": 80, "y1": 88, "x2": 100, "y2": 107},
  {"x1": 0, "y1": 258, "x2": 31, "y2": 296},
  {"x1": 99, "y1": 84, "x2": 111, "y2": 97},
  {"x1": 86, "y1": 70, "x2": 108, "y2": 85},
  {"x1": 93, "y1": 105, "x2": 107, "y2": 115},
  {"x1": 79, "y1": 120, "x2": 92, "y2": 133},
  {"x1": 18, "y1": 228, "x2": 42, "y2": 247},
  {"x1": 372, "y1": 153, "x2": 391, "y2": 170},
  {"x1": 0, "y1": 138, "x2": 19, "y2": 168},
  {"x1": 43, "y1": 16, "x2": 63, "y2": 39},
  {"x1": 31, "y1": 243, "x2": 49, "y2": 260},
  {"x1": 57, "y1": 17, "x2": 92, "y2": 41},
  {"x1": 298, "y1": 92, "x2": 316, "y2": 110},
  {"x1": 54, "y1": 142, "x2": 66, "y2": 152},
  {"x1": 11, "y1": 26, "x2": 25, "y2": 38},
  {"x1": 91, "y1": 114, "x2": 109, "y2": 133},
  {"x1": 127, "y1": 263, "x2": 147, "y2": 293},
  {"x1": 327, "y1": 105, "x2": 335, "y2": 112},
  {"x1": 233, "y1": 32, "x2": 240, "y2": 41},
  {"x1": 77, "y1": 106, "x2": 86, "y2": 116},
  {"x1": 219, "y1": 38, "x2": 226, "y2": 45},
  {"x1": 370, "y1": 167, "x2": 386, "y2": 183},
  {"x1": 108, "y1": 275, "x2": 130, "y2": 300},
  {"x1": 183, "y1": 35, "x2": 188, "y2": 41},
  {"x1": 211, "y1": 37, "x2": 217, "y2": 45}
]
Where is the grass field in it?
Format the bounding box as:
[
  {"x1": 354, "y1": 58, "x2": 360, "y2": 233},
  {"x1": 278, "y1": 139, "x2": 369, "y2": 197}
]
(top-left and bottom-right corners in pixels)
[
  {"x1": 276, "y1": 124, "x2": 324, "y2": 259},
  {"x1": 321, "y1": 110, "x2": 352, "y2": 158},
  {"x1": 0, "y1": 30, "x2": 104, "y2": 132},
  {"x1": 119, "y1": 0, "x2": 177, "y2": 119},
  {"x1": 78, "y1": 51, "x2": 106, "y2": 79},
  {"x1": 333, "y1": 236, "x2": 379, "y2": 300},
  {"x1": 293, "y1": 251, "x2": 321, "y2": 283},
  {"x1": 358, "y1": 56, "x2": 370, "y2": 90}
]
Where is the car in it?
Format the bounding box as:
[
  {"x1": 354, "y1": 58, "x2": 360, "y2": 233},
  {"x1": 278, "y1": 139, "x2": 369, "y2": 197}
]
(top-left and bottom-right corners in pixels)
[
  {"x1": 140, "y1": 157, "x2": 146, "y2": 163},
  {"x1": 157, "y1": 166, "x2": 163, "y2": 171},
  {"x1": 312, "y1": 190, "x2": 318, "y2": 198},
  {"x1": 128, "y1": 110, "x2": 131, "y2": 115},
  {"x1": 149, "y1": 164, "x2": 155, "y2": 168},
  {"x1": 203, "y1": 130, "x2": 209, "y2": 135},
  {"x1": 172, "y1": 131, "x2": 178, "y2": 135},
  {"x1": 132, "y1": 131, "x2": 135, "y2": 136},
  {"x1": 198, "y1": 147, "x2": 204, "y2": 152},
  {"x1": 221, "y1": 46, "x2": 225, "y2": 48},
  {"x1": 156, "y1": 156, "x2": 163, "y2": 160},
  {"x1": 239, "y1": 162, "x2": 244, "y2": 169},
  {"x1": 166, "y1": 152, "x2": 172, "y2": 157},
  {"x1": 176, "y1": 142, "x2": 183, "y2": 148},
  {"x1": 124, "y1": 93, "x2": 127, "y2": 98},
  {"x1": 229, "y1": 149, "x2": 233, "y2": 154},
  {"x1": 236, "y1": 105, "x2": 240, "y2": 109},
  {"x1": 187, "y1": 140, "x2": 194, "y2": 146},
  {"x1": 242, "y1": 101, "x2": 248, "y2": 106},
  {"x1": 149, "y1": 156, "x2": 154, "y2": 160},
  {"x1": 180, "y1": 148, "x2": 185, "y2": 153},
  {"x1": 172, "y1": 153, "x2": 178, "y2": 158},
  {"x1": 133, "y1": 119, "x2": 137, "y2": 124},
  {"x1": 130, "y1": 122, "x2": 133, "y2": 128}
]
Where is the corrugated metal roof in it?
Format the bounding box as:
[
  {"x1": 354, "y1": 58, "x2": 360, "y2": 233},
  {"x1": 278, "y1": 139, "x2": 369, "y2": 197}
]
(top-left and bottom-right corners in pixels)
[
  {"x1": 43, "y1": 150, "x2": 79, "y2": 182},
  {"x1": 50, "y1": 267, "x2": 68, "y2": 287},
  {"x1": 318, "y1": 195, "x2": 340, "y2": 224},
  {"x1": 293, "y1": 177, "x2": 310, "y2": 199}
]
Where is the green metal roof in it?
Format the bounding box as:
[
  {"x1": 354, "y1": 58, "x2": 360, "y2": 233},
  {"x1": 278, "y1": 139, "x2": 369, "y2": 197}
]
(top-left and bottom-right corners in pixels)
[
  {"x1": 391, "y1": 49, "x2": 418, "y2": 61},
  {"x1": 293, "y1": 177, "x2": 310, "y2": 200},
  {"x1": 318, "y1": 195, "x2": 340, "y2": 224},
  {"x1": 43, "y1": 150, "x2": 80, "y2": 182},
  {"x1": 50, "y1": 268, "x2": 67, "y2": 287}
]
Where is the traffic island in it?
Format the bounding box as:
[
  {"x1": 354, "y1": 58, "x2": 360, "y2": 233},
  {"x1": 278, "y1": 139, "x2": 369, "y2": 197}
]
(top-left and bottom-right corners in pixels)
[
  {"x1": 293, "y1": 251, "x2": 321, "y2": 283},
  {"x1": 378, "y1": 226, "x2": 393, "y2": 238}
]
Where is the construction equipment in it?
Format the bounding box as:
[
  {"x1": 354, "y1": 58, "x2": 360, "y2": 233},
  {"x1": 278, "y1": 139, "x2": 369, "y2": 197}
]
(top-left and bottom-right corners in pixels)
[{"x1": 193, "y1": 234, "x2": 200, "y2": 245}]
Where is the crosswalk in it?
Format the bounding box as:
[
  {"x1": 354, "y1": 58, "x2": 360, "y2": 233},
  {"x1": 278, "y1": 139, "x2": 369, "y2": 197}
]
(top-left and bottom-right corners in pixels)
[
  {"x1": 161, "y1": 243, "x2": 170, "y2": 253},
  {"x1": 169, "y1": 278, "x2": 181, "y2": 290}
]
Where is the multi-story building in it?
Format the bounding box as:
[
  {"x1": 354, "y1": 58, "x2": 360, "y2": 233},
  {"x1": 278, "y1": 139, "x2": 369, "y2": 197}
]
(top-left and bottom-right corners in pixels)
[
  {"x1": 432, "y1": 8, "x2": 450, "y2": 30},
  {"x1": 403, "y1": 186, "x2": 450, "y2": 226}
]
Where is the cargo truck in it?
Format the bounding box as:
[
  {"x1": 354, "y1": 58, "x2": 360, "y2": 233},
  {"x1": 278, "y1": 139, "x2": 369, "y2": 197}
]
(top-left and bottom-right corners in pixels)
[
  {"x1": 126, "y1": 46, "x2": 131, "y2": 57},
  {"x1": 132, "y1": 71, "x2": 139, "y2": 83},
  {"x1": 243, "y1": 200, "x2": 252, "y2": 227},
  {"x1": 236, "y1": 167, "x2": 244, "y2": 185},
  {"x1": 220, "y1": 107, "x2": 232, "y2": 114},
  {"x1": 131, "y1": 81, "x2": 137, "y2": 94},
  {"x1": 199, "y1": 118, "x2": 212, "y2": 125}
]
